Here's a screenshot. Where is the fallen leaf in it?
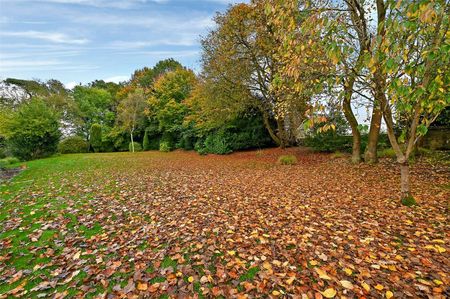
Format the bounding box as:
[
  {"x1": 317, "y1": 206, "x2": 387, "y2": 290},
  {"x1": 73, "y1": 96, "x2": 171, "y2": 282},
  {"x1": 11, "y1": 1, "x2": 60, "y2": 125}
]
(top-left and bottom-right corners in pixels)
[
  {"x1": 320, "y1": 288, "x2": 336, "y2": 298},
  {"x1": 340, "y1": 280, "x2": 353, "y2": 289}
]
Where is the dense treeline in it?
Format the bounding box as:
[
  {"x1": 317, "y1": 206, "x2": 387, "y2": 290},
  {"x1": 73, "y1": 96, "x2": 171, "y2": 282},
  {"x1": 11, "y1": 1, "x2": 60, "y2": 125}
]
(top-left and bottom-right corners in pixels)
[
  {"x1": 0, "y1": 58, "x2": 274, "y2": 160},
  {"x1": 0, "y1": 0, "x2": 448, "y2": 203}
]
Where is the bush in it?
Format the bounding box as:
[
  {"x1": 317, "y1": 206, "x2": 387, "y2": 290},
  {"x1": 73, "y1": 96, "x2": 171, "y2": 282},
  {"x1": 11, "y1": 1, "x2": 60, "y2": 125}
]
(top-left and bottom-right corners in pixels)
[
  {"x1": 129, "y1": 142, "x2": 142, "y2": 152},
  {"x1": 58, "y1": 136, "x2": 89, "y2": 154},
  {"x1": 303, "y1": 132, "x2": 353, "y2": 152},
  {"x1": 331, "y1": 151, "x2": 344, "y2": 159},
  {"x1": 159, "y1": 132, "x2": 174, "y2": 152},
  {"x1": 3, "y1": 98, "x2": 61, "y2": 160},
  {"x1": 203, "y1": 130, "x2": 232, "y2": 154},
  {"x1": 89, "y1": 124, "x2": 102, "y2": 152},
  {"x1": 303, "y1": 132, "x2": 390, "y2": 153},
  {"x1": 159, "y1": 141, "x2": 171, "y2": 152},
  {"x1": 401, "y1": 195, "x2": 417, "y2": 207},
  {"x1": 193, "y1": 112, "x2": 273, "y2": 155},
  {"x1": 278, "y1": 155, "x2": 298, "y2": 165},
  {"x1": 0, "y1": 157, "x2": 20, "y2": 169},
  {"x1": 143, "y1": 130, "x2": 150, "y2": 151},
  {"x1": 378, "y1": 148, "x2": 396, "y2": 159}
]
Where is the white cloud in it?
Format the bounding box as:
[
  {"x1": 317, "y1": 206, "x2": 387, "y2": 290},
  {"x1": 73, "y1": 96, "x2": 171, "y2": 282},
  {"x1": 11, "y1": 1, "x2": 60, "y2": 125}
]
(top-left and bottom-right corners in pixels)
[
  {"x1": 64, "y1": 81, "x2": 79, "y2": 89},
  {"x1": 12, "y1": 0, "x2": 169, "y2": 9},
  {"x1": 0, "y1": 31, "x2": 89, "y2": 44},
  {"x1": 104, "y1": 75, "x2": 129, "y2": 83}
]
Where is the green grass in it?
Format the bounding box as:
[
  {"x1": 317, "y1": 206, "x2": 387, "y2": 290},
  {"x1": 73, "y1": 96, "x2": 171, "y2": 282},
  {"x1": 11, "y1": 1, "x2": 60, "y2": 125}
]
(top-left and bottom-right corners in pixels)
[
  {"x1": 277, "y1": 154, "x2": 297, "y2": 165},
  {"x1": 0, "y1": 152, "x2": 202, "y2": 297}
]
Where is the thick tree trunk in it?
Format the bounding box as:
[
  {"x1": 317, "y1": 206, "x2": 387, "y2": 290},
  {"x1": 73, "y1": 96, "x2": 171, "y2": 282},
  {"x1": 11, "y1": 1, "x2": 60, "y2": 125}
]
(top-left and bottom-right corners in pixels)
[
  {"x1": 400, "y1": 162, "x2": 411, "y2": 199},
  {"x1": 262, "y1": 110, "x2": 281, "y2": 146},
  {"x1": 276, "y1": 118, "x2": 287, "y2": 149},
  {"x1": 342, "y1": 88, "x2": 361, "y2": 163},
  {"x1": 364, "y1": 103, "x2": 382, "y2": 163}
]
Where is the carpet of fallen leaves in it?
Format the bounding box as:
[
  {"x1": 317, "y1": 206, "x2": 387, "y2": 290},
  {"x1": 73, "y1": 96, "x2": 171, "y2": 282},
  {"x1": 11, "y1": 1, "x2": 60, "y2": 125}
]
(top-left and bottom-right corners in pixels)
[{"x1": 0, "y1": 148, "x2": 449, "y2": 299}]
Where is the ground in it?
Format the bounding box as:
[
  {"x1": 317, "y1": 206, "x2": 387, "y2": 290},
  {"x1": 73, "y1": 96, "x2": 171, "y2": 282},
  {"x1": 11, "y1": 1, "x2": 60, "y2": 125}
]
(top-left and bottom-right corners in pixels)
[{"x1": 0, "y1": 149, "x2": 448, "y2": 298}]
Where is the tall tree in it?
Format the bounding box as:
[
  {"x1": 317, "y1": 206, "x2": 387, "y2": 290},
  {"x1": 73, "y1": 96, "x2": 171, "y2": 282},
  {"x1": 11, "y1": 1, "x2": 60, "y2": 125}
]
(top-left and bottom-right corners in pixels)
[
  {"x1": 200, "y1": 2, "x2": 302, "y2": 147},
  {"x1": 373, "y1": 0, "x2": 449, "y2": 203},
  {"x1": 73, "y1": 86, "x2": 114, "y2": 140},
  {"x1": 117, "y1": 89, "x2": 147, "y2": 152},
  {"x1": 147, "y1": 68, "x2": 197, "y2": 146}
]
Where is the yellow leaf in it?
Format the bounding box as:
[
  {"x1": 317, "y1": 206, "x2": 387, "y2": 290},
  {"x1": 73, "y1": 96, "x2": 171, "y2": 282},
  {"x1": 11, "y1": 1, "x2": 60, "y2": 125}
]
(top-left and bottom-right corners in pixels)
[
  {"x1": 188, "y1": 276, "x2": 194, "y2": 283},
  {"x1": 137, "y1": 282, "x2": 148, "y2": 291},
  {"x1": 309, "y1": 260, "x2": 318, "y2": 266},
  {"x1": 433, "y1": 279, "x2": 443, "y2": 285},
  {"x1": 374, "y1": 284, "x2": 384, "y2": 290},
  {"x1": 435, "y1": 245, "x2": 446, "y2": 253},
  {"x1": 272, "y1": 290, "x2": 281, "y2": 296},
  {"x1": 272, "y1": 260, "x2": 282, "y2": 267},
  {"x1": 263, "y1": 261, "x2": 272, "y2": 270},
  {"x1": 340, "y1": 280, "x2": 353, "y2": 289},
  {"x1": 286, "y1": 276, "x2": 295, "y2": 285},
  {"x1": 321, "y1": 288, "x2": 337, "y2": 298},
  {"x1": 315, "y1": 268, "x2": 331, "y2": 280},
  {"x1": 343, "y1": 268, "x2": 353, "y2": 276},
  {"x1": 361, "y1": 282, "x2": 371, "y2": 292},
  {"x1": 227, "y1": 250, "x2": 236, "y2": 256},
  {"x1": 386, "y1": 290, "x2": 394, "y2": 298},
  {"x1": 432, "y1": 239, "x2": 445, "y2": 244}
]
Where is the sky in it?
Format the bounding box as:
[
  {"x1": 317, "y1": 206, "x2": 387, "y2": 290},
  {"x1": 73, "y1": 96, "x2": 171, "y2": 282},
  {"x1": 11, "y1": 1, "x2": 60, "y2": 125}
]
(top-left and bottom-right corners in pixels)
[{"x1": 0, "y1": 0, "x2": 246, "y2": 88}]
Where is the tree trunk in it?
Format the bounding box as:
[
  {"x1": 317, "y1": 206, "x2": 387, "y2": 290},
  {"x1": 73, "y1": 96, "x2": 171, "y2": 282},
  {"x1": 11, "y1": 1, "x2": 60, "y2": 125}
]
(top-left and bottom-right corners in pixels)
[
  {"x1": 364, "y1": 103, "x2": 382, "y2": 163},
  {"x1": 342, "y1": 88, "x2": 361, "y2": 163},
  {"x1": 130, "y1": 131, "x2": 135, "y2": 153},
  {"x1": 262, "y1": 110, "x2": 281, "y2": 146},
  {"x1": 276, "y1": 117, "x2": 287, "y2": 149},
  {"x1": 400, "y1": 162, "x2": 411, "y2": 199}
]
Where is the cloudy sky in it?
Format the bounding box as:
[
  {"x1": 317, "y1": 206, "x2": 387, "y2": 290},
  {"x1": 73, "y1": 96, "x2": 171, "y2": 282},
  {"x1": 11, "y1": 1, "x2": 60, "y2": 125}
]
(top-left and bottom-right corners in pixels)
[{"x1": 0, "y1": 0, "x2": 246, "y2": 88}]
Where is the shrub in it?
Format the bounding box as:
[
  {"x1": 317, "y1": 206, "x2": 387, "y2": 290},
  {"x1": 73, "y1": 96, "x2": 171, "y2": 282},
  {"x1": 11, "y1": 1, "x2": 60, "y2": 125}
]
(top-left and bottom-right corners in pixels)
[
  {"x1": 401, "y1": 195, "x2": 417, "y2": 207},
  {"x1": 159, "y1": 132, "x2": 174, "y2": 152},
  {"x1": 331, "y1": 151, "x2": 344, "y2": 159},
  {"x1": 89, "y1": 123, "x2": 102, "y2": 152},
  {"x1": 303, "y1": 132, "x2": 353, "y2": 152},
  {"x1": 58, "y1": 136, "x2": 89, "y2": 154},
  {"x1": 378, "y1": 148, "x2": 396, "y2": 159},
  {"x1": 3, "y1": 98, "x2": 61, "y2": 160},
  {"x1": 129, "y1": 142, "x2": 142, "y2": 152},
  {"x1": 143, "y1": 130, "x2": 150, "y2": 151},
  {"x1": 0, "y1": 157, "x2": 20, "y2": 169},
  {"x1": 303, "y1": 132, "x2": 390, "y2": 153},
  {"x1": 193, "y1": 112, "x2": 273, "y2": 155},
  {"x1": 159, "y1": 141, "x2": 171, "y2": 152},
  {"x1": 204, "y1": 130, "x2": 232, "y2": 154},
  {"x1": 194, "y1": 139, "x2": 207, "y2": 155},
  {"x1": 278, "y1": 155, "x2": 298, "y2": 165}
]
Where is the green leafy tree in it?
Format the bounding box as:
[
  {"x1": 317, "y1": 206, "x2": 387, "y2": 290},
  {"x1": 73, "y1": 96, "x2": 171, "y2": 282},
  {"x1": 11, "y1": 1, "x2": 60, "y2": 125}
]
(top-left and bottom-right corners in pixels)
[
  {"x1": 373, "y1": 0, "x2": 449, "y2": 203},
  {"x1": 73, "y1": 86, "x2": 114, "y2": 140},
  {"x1": 147, "y1": 68, "x2": 197, "y2": 148},
  {"x1": 1, "y1": 98, "x2": 61, "y2": 160},
  {"x1": 89, "y1": 123, "x2": 102, "y2": 152}
]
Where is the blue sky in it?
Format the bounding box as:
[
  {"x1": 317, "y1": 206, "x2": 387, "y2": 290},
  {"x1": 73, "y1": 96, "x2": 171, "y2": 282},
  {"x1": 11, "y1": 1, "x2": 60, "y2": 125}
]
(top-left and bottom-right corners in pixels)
[{"x1": 0, "y1": 0, "x2": 246, "y2": 88}]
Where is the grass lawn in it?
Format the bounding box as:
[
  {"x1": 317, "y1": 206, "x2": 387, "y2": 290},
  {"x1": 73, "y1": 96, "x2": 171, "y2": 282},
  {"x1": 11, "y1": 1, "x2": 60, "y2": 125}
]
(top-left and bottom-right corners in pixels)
[{"x1": 0, "y1": 149, "x2": 448, "y2": 298}]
